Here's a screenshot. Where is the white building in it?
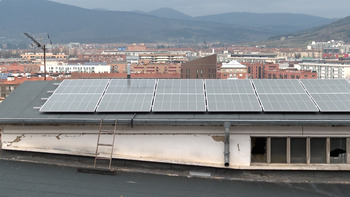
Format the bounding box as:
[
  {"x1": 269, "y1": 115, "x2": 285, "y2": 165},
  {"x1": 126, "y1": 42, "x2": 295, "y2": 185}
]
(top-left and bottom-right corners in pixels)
[
  {"x1": 221, "y1": 60, "x2": 247, "y2": 79},
  {"x1": 299, "y1": 62, "x2": 350, "y2": 79},
  {"x1": 41, "y1": 61, "x2": 111, "y2": 73}
]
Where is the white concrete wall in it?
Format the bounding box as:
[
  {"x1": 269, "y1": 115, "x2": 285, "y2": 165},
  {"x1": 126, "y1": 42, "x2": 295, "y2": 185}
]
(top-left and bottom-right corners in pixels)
[
  {"x1": 2, "y1": 124, "x2": 350, "y2": 169},
  {"x1": 230, "y1": 135, "x2": 251, "y2": 167},
  {"x1": 1, "y1": 133, "x2": 242, "y2": 168}
]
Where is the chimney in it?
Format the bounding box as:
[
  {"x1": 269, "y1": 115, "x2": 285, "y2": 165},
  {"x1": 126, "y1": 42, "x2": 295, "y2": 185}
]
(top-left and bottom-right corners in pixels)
[{"x1": 127, "y1": 63, "x2": 131, "y2": 79}]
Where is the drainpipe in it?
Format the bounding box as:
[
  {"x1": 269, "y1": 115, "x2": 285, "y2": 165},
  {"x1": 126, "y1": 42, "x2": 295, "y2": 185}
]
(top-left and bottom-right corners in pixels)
[{"x1": 224, "y1": 122, "x2": 231, "y2": 167}]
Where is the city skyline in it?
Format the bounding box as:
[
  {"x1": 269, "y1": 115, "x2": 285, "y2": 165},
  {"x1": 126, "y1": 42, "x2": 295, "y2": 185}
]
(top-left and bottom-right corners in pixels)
[{"x1": 50, "y1": 0, "x2": 350, "y2": 19}]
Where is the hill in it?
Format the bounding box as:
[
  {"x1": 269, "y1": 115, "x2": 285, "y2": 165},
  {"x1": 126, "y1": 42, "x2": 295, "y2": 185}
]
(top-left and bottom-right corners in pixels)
[
  {"x1": 146, "y1": 8, "x2": 192, "y2": 20},
  {"x1": 0, "y1": 0, "x2": 271, "y2": 44},
  {"x1": 142, "y1": 9, "x2": 337, "y2": 35},
  {"x1": 263, "y1": 16, "x2": 350, "y2": 47},
  {"x1": 194, "y1": 12, "x2": 337, "y2": 35}
]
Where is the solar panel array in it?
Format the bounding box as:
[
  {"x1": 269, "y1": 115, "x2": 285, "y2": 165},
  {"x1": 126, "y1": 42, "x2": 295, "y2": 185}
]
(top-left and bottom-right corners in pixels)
[
  {"x1": 253, "y1": 79, "x2": 319, "y2": 112},
  {"x1": 152, "y1": 79, "x2": 206, "y2": 112},
  {"x1": 97, "y1": 79, "x2": 156, "y2": 112},
  {"x1": 301, "y1": 79, "x2": 350, "y2": 112},
  {"x1": 40, "y1": 79, "x2": 109, "y2": 112},
  {"x1": 40, "y1": 79, "x2": 350, "y2": 113},
  {"x1": 206, "y1": 80, "x2": 262, "y2": 112}
]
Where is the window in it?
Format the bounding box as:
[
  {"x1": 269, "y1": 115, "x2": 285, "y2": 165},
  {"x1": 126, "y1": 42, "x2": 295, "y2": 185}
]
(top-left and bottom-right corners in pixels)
[
  {"x1": 291, "y1": 138, "x2": 306, "y2": 163},
  {"x1": 310, "y1": 138, "x2": 326, "y2": 163},
  {"x1": 251, "y1": 137, "x2": 348, "y2": 165},
  {"x1": 251, "y1": 137, "x2": 267, "y2": 163},
  {"x1": 271, "y1": 138, "x2": 287, "y2": 163},
  {"x1": 330, "y1": 138, "x2": 346, "y2": 164}
]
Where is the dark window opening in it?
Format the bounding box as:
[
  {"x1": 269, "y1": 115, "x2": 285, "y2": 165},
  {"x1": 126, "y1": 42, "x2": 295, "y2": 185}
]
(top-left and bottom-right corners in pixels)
[
  {"x1": 330, "y1": 138, "x2": 346, "y2": 164},
  {"x1": 251, "y1": 137, "x2": 267, "y2": 163}
]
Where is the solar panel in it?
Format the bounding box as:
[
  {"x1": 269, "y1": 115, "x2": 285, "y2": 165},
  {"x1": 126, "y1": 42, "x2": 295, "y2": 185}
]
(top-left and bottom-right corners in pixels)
[
  {"x1": 106, "y1": 79, "x2": 156, "y2": 94},
  {"x1": 96, "y1": 94, "x2": 154, "y2": 112},
  {"x1": 152, "y1": 79, "x2": 206, "y2": 112},
  {"x1": 152, "y1": 94, "x2": 206, "y2": 112},
  {"x1": 207, "y1": 94, "x2": 262, "y2": 112},
  {"x1": 156, "y1": 79, "x2": 204, "y2": 94},
  {"x1": 40, "y1": 79, "x2": 109, "y2": 112},
  {"x1": 253, "y1": 79, "x2": 305, "y2": 94},
  {"x1": 40, "y1": 94, "x2": 103, "y2": 112},
  {"x1": 54, "y1": 79, "x2": 109, "y2": 94},
  {"x1": 310, "y1": 94, "x2": 350, "y2": 112},
  {"x1": 206, "y1": 79, "x2": 256, "y2": 94},
  {"x1": 96, "y1": 79, "x2": 156, "y2": 112},
  {"x1": 205, "y1": 79, "x2": 262, "y2": 112},
  {"x1": 301, "y1": 79, "x2": 350, "y2": 94},
  {"x1": 258, "y1": 94, "x2": 319, "y2": 112}
]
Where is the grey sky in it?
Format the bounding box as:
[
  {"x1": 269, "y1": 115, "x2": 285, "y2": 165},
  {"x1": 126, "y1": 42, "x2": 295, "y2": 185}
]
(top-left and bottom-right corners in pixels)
[{"x1": 50, "y1": 0, "x2": 349, "y2": 18}]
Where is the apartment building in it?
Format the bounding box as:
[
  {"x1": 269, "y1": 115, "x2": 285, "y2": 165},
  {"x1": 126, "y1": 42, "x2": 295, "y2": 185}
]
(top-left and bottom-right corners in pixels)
[
  {"x1": 181, "y1": 54, "x2": 217, "y2": 79},
  {"x1": 21, "y1": 53, "x2": 68, "y2": 60},
  {"x1": 44, "y1": 61, "x2": 110, "y2": 74},
  {"x1": 299, "y1": 62, "x2": 350, "y2": 79},
  {"x1": 245, "y1": 63, "x2": 317, "y2": 79},
  {"x1": 220, "y1": 60, "x2": 247, "y2": 79},
  {"x1": 78, "y1": 53, "x2": 126, "y2": 64}
]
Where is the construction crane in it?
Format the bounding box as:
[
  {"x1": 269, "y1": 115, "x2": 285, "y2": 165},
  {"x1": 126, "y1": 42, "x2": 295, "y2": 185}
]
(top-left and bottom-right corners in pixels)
[{"x1": 24, "y1": 32, "x2": 52, "y2": 81}]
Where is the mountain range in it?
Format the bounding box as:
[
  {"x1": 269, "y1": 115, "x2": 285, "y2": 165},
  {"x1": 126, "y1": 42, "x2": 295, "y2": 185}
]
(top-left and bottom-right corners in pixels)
[
  {"x1": 262, "y1": 16, "x2": 350, "y2": 47},
  {"x1": 140, "y1": 8, "x2": 337, "y2": 34},
  {"x1": 0, "y1": 0, "x2": 347, "y2": 45}
]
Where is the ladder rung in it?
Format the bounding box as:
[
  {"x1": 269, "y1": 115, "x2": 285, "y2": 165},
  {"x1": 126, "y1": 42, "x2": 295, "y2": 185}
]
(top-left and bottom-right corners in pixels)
[
  {"x1": 98, "y1": 143, "x2": 113, "y2": 146},
  {"x1": 100, "y1": 130, "x2": 115, "y2": 134},
  {"x1": 95, "y1": 156, "x2": 111, "y2": 160}
]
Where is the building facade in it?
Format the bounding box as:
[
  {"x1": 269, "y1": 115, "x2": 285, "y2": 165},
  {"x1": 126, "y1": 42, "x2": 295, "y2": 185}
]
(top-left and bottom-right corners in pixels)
[
  {"x1": 78, "y1": 53, "x2": 126, "y2": 64},
  {"x1": 245, "y1": 63, "x2": 317, "y2": 79},
  {"x1": 21, "y1": 53, "x2": 68, "y2": 60},
  {"x1": 2, "y1": 79, "x2": 350, "y2": 171},
  {"x1": 44, "y1": 62, "x2": 111, "y2": 74},
  {"x1": 220, "y1": 60, "x2": 247, "y2": 79},
  {"x1": 299, "y1": 62, "x2": 350, "y2": 79},
  {"x1": 181, "y1": 54, "x2": 217, "y2": 79}
]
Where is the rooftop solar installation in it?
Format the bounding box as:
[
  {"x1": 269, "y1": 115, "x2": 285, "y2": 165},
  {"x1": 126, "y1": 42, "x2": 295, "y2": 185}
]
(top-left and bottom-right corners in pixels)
[
  {"x1": 310, "y1": 94, "x2": 350, "y2": 112},
  {"x1": 253, "y1": 79, "x2": 305, "y2": 94},
  {"x1": 259, "y1": 94, "x2": 319, "y2": 112},
  {"x1": 253, "y1": 79, "x2": 319, "y2": 112},
  {"x1": 300, "y1": 79, "x2": 350, "y2": 112},
  {"x1": 152, "y1": 79, "x2": 206, "y2": 112},
  {"x1": 38, "y1": 79, "x2": 350, "y2": 114},
  {"x1": 301, "y1": 79, "x2": 350, "y2": 94},
  {"x1": 206, "y1": 79, "x2": 262, "y2": 112},
  {"x1": 40, "y1": 79, "x2": 109, "y2": 112},
  {"x1": 96, "y1": 79, "x2": 156, "y2": 112}
]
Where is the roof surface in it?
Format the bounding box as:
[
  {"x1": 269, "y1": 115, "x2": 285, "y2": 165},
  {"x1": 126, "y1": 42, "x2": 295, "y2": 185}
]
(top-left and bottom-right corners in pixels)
[{"x1": 1, "y1": 80, "x2": 350, "y2": 126}]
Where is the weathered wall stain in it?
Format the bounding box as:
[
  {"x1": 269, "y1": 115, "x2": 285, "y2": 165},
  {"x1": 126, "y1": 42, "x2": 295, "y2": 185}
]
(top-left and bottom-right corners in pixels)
[
  {"x1": 4, "y1": 134, "x2": 25, "y2": 146},
  {"x1": 212, "y1": 136, "x2": 225, "y2": 142}
]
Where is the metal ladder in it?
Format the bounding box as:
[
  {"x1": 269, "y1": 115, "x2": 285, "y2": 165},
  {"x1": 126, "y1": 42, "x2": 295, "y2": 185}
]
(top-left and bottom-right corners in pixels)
[{"x1": 93, "y1": 119, "x2": 117, "y2": 170}]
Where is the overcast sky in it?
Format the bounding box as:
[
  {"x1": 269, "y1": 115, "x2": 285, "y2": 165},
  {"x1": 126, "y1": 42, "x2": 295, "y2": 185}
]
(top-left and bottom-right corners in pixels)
[{"x1": 50, "y1": 0, "x2": 349, "y2": 19}]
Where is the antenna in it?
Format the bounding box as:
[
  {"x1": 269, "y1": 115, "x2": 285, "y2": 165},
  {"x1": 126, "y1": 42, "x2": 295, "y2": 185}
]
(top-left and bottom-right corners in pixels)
[{"x1": 24, "y1": 32, "x2": 52, "y2": 81}]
